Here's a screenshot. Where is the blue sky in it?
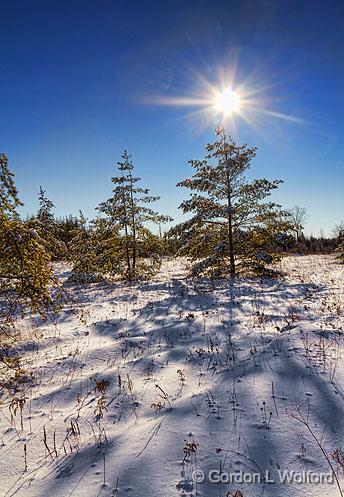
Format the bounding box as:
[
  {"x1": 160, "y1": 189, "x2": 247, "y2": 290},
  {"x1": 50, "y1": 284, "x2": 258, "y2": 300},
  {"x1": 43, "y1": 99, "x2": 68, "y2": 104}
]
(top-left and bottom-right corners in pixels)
[{"x1": 0, "y1": 0, "x2": 343, "y2": 235}]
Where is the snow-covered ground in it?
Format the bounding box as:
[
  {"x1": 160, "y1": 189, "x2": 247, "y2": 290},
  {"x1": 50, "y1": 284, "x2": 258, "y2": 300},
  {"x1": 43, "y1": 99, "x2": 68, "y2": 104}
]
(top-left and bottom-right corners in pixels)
[{"x1": 1, "y1": 255, "x2": 344, "y2": 497}]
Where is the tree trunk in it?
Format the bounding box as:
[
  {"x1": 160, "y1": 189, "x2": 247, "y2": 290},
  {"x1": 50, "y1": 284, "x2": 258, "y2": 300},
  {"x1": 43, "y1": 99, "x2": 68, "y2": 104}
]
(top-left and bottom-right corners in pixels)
[
  {"x1": 121, "y1": 170, "x2": 132, "y2": 275},
  {"x1": 128, "y1": 173, "x2": 137, "y2": 274},
  {"x1": 222, "y1": 132, "x2": 236, "y2": 276},
  {"x1": 227, "y1": 209, "x2": 236, "y2": 276},
  {"x1": 124, "y1": 223, "x2": 131, "y2": 274}
]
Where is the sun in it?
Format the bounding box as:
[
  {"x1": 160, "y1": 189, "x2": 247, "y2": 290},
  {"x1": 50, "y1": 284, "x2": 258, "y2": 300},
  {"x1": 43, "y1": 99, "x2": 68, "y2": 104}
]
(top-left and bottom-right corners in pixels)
[{"x1": 214, "y1": 88, "x2": 241, "y2": 115}]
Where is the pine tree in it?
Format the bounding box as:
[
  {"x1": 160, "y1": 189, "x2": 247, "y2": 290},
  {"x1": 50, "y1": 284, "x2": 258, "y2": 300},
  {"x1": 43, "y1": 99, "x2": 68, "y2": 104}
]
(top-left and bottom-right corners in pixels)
[
  {"x1": 0, "y1": 157, "x2": 60, "y2": 320},
  {"x1": 68, "y1": 211, "x2": 100, "y2": 281},
  {"x1": 56, "y1": 215, "x2": 80, "y2": 251},
  {"x1": 97, "y1": 151, "x2": 172, "y2": 278},
  {"x1": 0, "y1": 153, "x2": 23, "y2": 217},
  {"x1": 334, "y1": 221, "x2": 344, "y2": 263},
  {"x1": 90, "y1": 216, "x2": 123, "y2": 277},
  {"x1": 0, "y1": 155, "x2": 61, "y2": 383},
  {"x1": 337, "y1": 242, "x2": 344, "y2": 263},
  {"x1": 37, "y1": 186, "x2": 55, "y2": 223},
  {"x1": 35, "y1": 187, "x2": 65, "y2": 259},
  {"x1": 171, "y1": 127, "x2": 289, "y2": 277}
]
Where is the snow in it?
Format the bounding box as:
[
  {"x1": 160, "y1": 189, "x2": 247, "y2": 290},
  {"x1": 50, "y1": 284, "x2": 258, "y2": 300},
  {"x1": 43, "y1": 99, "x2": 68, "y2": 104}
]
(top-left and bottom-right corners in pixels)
[{"x1": 1, "y1": 255, "x2": 344, "y2": 497}]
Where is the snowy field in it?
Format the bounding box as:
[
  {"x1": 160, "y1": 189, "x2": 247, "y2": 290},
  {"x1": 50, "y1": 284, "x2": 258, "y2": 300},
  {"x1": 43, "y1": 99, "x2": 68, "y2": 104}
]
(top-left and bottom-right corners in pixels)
[{"x1": 1, "y1": 255, "x2": 344, "y2": 497}]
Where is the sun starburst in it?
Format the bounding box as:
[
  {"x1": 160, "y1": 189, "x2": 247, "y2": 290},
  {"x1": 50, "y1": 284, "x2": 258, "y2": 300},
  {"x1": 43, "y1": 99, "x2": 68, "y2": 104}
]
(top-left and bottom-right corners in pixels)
[{"x1": 141, "y1": 62, "x2": 305, "y2": 139}]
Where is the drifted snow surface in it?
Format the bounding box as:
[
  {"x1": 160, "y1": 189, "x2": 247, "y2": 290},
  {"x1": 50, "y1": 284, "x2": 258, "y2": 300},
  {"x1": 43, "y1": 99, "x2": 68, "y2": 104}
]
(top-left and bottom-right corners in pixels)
[{"x1": 1, "y1": 255, "x2": 344, "y2": 497}]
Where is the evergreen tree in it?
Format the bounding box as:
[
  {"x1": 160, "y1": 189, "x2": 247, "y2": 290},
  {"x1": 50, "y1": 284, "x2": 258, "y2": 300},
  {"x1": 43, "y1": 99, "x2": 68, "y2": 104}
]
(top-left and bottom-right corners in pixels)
[
  {"x1": 35, "y1": 187, "x2": 65, "y2": 259},
  {"x1": 171, "y1": 127, "x2": 289, "y2": 277},
  {"x1": 68, "y1": 211, "x2": 100, "y2": 281},
  {"x1": 0, "y1": 153, "x2": 23, "y2": 217},
  {"x1": 0, "y1": 155, "x2": 61, "y2": 382},
  {"x1": 337, "y1": 242, "x2": 344, "y2": 263},
  {"x1": 90, "y1": 216, "x2": 123, "y2": 277},
  {"x1": 37, "y1": 186, "x2": 55, "y2": 224},
  {"x1": 69, "y1": 212, "x2": 128, "y2": 282},
  {"x1": 334, "y1": 221, "x2": 344, "y2": 263},
  {"x1": 56, "y1": 215, "x2": 81, "y2": 252},
  {"x1": 1, "y1": 156, "x2": 57, "y2": 318},
  {"x1": 97, "y1": 151, "x2": 172, "y2": 278}
]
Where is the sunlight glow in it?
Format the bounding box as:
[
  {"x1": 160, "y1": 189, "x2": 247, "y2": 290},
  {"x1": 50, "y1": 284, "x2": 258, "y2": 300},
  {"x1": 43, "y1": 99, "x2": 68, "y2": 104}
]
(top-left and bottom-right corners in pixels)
[{"x1": 215, "y1": 88, "x2": 240, "y2": 115}]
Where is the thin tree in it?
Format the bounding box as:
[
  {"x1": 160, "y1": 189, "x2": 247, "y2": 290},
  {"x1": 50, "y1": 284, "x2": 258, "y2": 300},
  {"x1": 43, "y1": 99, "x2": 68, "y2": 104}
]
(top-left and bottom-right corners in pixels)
[
  {"x1": 36, "y1": 186, "x2": 64, "y2": 259},
  {"x1": 97, "y1": 151, "x2": 172, "y2": 278},
  {"x1": 37, "y1": 186, "x2": 55, "y2": 224}
]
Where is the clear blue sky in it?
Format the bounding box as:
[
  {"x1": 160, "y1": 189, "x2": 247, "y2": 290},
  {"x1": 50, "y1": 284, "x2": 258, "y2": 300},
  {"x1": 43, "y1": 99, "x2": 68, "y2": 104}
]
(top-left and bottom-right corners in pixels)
[{"x1": 0, "y1": 0, "x2": 343, "y2": 235}]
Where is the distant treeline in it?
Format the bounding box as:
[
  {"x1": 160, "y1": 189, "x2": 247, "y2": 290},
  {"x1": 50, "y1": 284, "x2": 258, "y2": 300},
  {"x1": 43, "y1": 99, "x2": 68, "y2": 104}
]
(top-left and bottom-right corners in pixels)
[{"x1": 276, "y1": 233, "x2": 341, "y2": 255}]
